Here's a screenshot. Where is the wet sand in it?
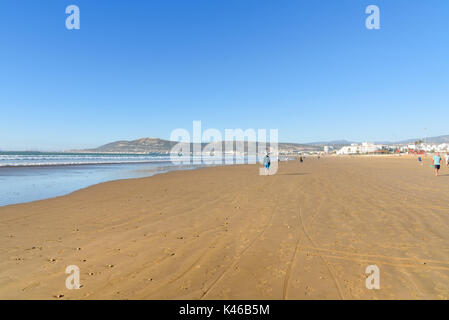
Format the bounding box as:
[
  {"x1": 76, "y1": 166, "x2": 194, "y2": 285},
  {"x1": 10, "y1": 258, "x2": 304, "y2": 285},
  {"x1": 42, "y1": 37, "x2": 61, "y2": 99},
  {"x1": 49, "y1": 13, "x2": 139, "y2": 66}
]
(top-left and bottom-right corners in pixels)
[{"x1": 0, "y1": 156, "x2": 448, "y2": 299}]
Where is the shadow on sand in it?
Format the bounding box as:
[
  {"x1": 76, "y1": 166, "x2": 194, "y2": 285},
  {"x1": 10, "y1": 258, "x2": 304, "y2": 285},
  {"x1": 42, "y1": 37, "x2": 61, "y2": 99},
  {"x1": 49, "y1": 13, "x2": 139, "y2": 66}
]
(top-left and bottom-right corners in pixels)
[{"x1": 278, "y1": 172, "x2": 309, "y2": 176}]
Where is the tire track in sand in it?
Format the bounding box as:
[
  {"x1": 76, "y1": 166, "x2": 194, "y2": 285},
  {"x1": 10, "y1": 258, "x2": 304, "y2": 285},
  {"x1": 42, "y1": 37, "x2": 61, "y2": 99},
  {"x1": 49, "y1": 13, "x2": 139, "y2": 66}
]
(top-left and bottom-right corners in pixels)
[
  {"x1": 142, "y1": 189, "x2": 250, "y2": 297},
  {"x1": 297, "y1": 205, "x2": 344, "y2": 299},
  {"x1": 282, "y1": 198, "x2": 323, "y2": 299}
]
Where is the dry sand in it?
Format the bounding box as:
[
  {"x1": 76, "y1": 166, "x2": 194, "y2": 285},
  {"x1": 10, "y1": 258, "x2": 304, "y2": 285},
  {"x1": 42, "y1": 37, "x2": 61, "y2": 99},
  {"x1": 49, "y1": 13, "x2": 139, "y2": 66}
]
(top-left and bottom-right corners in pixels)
[{"x1": 0, "y1": 156, "x2": 449, "y2": 299}]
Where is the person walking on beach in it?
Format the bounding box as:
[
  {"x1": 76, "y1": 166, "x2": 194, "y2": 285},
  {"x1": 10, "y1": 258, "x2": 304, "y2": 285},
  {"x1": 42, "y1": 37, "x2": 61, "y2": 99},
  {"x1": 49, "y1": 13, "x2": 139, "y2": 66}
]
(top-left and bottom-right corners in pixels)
[
  {"x1": 418, "y1": 156, "x2": 423, "y2": 166},
  {"x1": 446, "y1": 153, "x2": 449, "y2": 167},
  {"x1": 299, "y1": 156, "x2": 303, "y2": 163},
  {"x1": 264, "y1": 154, "x2": 271, "y2": 175},
  {"x1": 433, "y1": 152, "x2": 442, "y2": 176}
]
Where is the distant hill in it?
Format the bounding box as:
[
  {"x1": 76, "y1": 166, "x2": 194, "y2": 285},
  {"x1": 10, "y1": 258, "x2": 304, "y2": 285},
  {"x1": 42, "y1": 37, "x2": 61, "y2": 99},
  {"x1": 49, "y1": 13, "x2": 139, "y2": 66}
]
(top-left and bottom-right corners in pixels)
[
  {"x1": 74, "y1": 135, "x2": 449, "y2": 154},
  {"x1": 305, "y1": 140, "x2": 356, "y2": 149},
  {"x1": 75, "y1": 138, "x2": 320, "y2": 154},
  {"x1": 87, "y1": 138, "x2": 178, "y2": 153},
  {"x1": 306, "y1": 140, "x2": 354, "y2": 146},
  {"x1": 393, "y1": 135, "x2": 449, "y2": 145}
]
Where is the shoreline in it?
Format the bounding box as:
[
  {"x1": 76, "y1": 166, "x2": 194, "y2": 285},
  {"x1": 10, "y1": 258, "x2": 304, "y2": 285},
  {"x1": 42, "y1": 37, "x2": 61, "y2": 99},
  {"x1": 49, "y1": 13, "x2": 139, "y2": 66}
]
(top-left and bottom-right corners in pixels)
[
  {"x1": 0, "y1": 160, "x2": 174, "y2": 168},
  {"x1": 0, "y1": 162, "x2": 217, "y2": 208}
]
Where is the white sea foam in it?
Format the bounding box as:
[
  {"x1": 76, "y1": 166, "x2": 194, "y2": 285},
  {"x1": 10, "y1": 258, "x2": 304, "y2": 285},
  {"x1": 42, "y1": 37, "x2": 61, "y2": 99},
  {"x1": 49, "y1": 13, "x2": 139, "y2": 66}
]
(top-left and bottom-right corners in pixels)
[{"x1": 0, "y1": 153, "x2": 173, "y2": 167}]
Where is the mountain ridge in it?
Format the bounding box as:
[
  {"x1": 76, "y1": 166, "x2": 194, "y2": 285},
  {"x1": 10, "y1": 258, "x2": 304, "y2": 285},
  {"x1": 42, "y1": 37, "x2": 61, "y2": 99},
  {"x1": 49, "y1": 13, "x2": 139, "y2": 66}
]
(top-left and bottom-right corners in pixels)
[
  {"x1": 74, "y1": 135, "x2": 449, "y2": 153},
  {"x1": 75, "y1": 138, "x2": 319, "y2": 153}
]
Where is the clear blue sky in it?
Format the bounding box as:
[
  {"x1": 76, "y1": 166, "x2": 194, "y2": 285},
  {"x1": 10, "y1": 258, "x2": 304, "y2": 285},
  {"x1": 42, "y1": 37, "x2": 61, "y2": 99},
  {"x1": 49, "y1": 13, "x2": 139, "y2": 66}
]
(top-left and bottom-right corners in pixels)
[{"x1": 1, "y1": 0, "x2": 448, "y2": 150}]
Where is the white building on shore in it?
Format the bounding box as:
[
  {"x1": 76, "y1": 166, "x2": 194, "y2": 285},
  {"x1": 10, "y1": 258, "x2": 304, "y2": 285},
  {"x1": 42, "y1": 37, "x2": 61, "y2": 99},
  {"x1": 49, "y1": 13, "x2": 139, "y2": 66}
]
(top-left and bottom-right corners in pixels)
[
  {"x1": 336, "y1": 142, "x2": 449, "y2": 155},
  {"x1": 336, "y1": 142, "x2": 382, "y2": 155},
  {"x1": 403, "y1": 143, "x2": 449, "y2": 153},
  {"x1": 323, "y1": 146, "x2": 332, "y2": 153},
  {"x1": 421, "y1": 143, "x2": 449, "y2": 153}
]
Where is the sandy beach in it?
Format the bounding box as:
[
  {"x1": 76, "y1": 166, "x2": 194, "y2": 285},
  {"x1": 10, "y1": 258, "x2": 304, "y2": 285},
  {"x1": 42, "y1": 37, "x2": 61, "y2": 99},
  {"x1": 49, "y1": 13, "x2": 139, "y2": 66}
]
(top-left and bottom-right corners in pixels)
[{"x1": 1, "y1": 156, "x2": 448, "y2": 299}]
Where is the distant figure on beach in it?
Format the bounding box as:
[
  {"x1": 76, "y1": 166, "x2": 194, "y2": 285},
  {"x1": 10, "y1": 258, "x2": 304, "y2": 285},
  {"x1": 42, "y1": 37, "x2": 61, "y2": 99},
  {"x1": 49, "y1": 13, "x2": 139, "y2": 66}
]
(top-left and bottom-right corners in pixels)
[
  {"x1": 299, "y1": 156, "x2": 303, "y2": 163},
  {"x1": 446, "y1": 153, "x2": 449, "y2": 167},
  {"x1": 264, "y1": 154, "x2": 271, "y2": 174},
  {"x1": 418, "y1": 156, "x2": 423, "y2": 166},
  {"x1": 433, "y1": 152, "x2": 442, "y2": 176}
]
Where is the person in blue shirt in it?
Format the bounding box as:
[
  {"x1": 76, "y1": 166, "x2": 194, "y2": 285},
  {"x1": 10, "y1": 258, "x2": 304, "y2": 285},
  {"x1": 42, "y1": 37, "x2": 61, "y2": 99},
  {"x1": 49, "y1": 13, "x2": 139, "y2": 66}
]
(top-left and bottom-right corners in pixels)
[
  {"x1": 418, "y1": 156, "x2": 423, "y2": 166},
  {"x1": 433, "y1": 152, "x2": 442, "y2": 176},
  {"x1": 263, "y1": 154, "x2": 271, "y2": 175}
]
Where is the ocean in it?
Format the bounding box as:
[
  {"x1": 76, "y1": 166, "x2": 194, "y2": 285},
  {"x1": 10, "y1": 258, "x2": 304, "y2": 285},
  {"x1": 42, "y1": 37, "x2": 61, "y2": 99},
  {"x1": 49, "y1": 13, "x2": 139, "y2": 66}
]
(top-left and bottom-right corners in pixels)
[{"x1": 0, "y1": 152, "x2": 209, "y2": 207}]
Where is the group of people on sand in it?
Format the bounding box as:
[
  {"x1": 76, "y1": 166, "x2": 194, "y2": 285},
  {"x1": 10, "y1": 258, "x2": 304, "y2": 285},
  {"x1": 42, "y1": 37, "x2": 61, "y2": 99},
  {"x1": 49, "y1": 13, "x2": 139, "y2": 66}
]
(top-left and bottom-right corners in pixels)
[
  {"x1": 262, "y1": 153, "x2": 306, "y2": 175},
  {"x1": 264, "y1": 152, "x2": 449, "y2": 177},
  {"x1": 420, "y1": 152, "x2": 449, "y2": 176}
]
